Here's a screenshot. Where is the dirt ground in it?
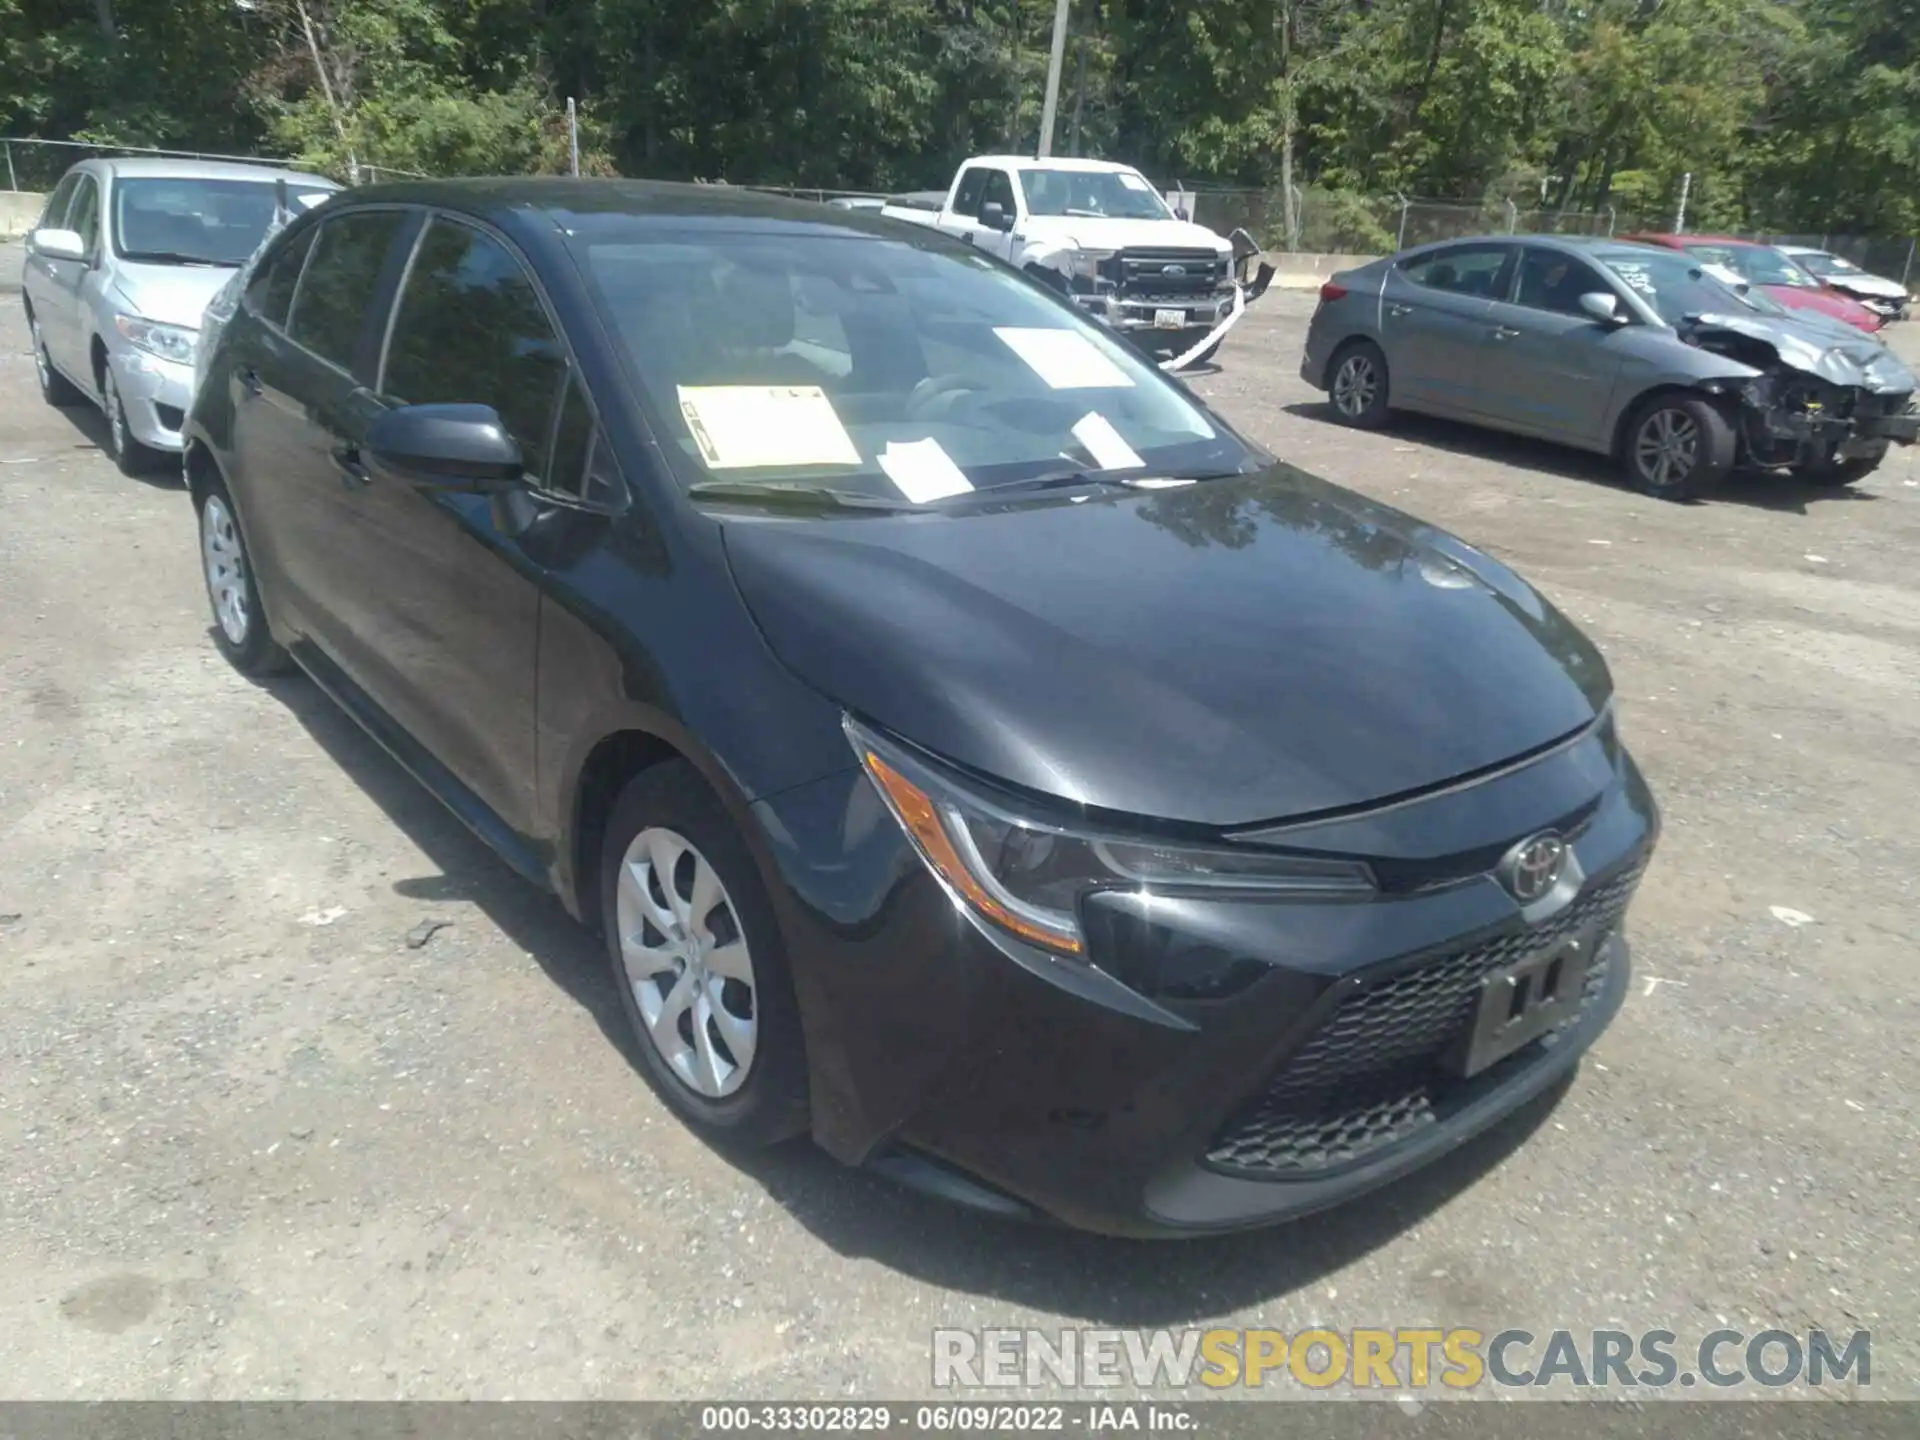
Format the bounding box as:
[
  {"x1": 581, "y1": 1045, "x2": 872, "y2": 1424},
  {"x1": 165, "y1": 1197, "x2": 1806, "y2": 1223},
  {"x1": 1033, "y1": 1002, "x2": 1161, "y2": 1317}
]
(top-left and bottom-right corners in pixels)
[{"x1": 3, "y1": 253, "x2": 1917, "y2": 1401}]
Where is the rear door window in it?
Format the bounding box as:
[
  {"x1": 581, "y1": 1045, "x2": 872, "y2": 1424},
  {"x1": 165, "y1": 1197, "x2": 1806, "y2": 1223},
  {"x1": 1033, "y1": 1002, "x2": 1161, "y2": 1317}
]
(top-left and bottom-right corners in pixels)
[
  {"x1": 951, "y1": 168, "x2": 988, "y2": 217},
  {"x1": 1402, "y1": 244, "x2": 1514, "y2": 300},
  {"x1": 380, "y1": 217, "x2": 569, "y2": 487},
  {"x1": 287, "y1": 209, "x2": 407, "y2": 372}
]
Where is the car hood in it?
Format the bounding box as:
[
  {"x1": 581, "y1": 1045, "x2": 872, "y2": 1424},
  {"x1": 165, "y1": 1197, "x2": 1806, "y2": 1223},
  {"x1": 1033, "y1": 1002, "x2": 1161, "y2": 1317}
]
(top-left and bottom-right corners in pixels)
[
  {"x1": 1022, "y1": 215, "x2": 1229, "y2": 254},
  {"x1": 1760, "y1": 283, "x2": 1879, "y2": 330},
  {"x1": 1828, "y1": 273, "x2": 1908, "y2": 300},
  {"x1": 1692, "y1": 309, "x2": 1915, "y2": 391},
  {"x1": 722, "y1": 465, "x2": 1613, "y2": 828},
  {"x1": 108, "y1": 261, "x2": 240, "y2": 331}
]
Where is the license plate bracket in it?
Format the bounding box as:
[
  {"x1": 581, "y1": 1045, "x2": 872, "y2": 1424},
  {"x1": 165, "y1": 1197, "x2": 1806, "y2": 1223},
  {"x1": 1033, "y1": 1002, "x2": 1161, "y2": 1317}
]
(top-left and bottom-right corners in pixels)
[
  {"x1": 1154, "y1": 308, "x2": 1187, "y2": 329},
  {"x1": 1448, "y1": 937, "x2": 1592, "y2": 1078}
]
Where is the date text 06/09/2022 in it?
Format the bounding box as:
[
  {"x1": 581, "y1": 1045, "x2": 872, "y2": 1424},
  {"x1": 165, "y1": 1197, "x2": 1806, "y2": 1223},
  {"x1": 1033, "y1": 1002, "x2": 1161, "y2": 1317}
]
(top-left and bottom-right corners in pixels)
[{"x1": 699, "y1": 1404, "x2": 1196, "y2": 1432}]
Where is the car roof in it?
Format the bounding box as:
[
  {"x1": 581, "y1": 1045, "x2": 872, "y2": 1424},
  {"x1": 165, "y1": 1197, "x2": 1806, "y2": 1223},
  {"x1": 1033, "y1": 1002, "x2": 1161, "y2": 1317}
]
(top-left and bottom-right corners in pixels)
[
  {"x1": 82, "y1": 156, "x2": 340, "y2": 186},
  {"x1": 337, "y1": 175, "x2": 960, "y2": 247},
  {"x1": 968, "y1": 155, "x2": 1143, "y2": 174}
]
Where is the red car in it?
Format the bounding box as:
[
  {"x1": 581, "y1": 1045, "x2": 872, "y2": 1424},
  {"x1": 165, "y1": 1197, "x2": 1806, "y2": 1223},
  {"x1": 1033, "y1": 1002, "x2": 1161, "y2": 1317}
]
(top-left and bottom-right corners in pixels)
[{"x1": 1620, "y1": 233, "x2": 1885, "y2": 334}]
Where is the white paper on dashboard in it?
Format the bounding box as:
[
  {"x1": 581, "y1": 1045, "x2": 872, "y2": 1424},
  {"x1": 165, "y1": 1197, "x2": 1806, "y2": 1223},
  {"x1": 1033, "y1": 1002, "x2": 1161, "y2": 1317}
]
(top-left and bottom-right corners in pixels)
[
  {"x1": 877, "y1": 438, "x2": 974, "y2": 503},
  {"x1": 675, "y1": 385, "x2": 861, "y2": 469},
  {"x1": 993, "y1": 328, "x2": 1135, "y2": 390},
  {"x1": 1071, "y1": 412, "x2": 1145, "y2": 470}
]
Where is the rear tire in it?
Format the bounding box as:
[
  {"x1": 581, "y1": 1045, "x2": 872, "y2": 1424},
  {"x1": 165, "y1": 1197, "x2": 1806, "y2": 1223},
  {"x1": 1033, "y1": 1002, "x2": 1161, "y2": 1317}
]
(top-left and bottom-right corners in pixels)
[
  {"x1": 29, "y1": 313, "x2": 83, "y2": 407},
  {"x1": 1326, "y1": 340, "x2": 1391, "y2": 429},
  {"x1": 600, "y1": 761, "x2": 810, "y2": 1147},
  {"x1": 196, "y1": 477, "x2": 292, "y2": 676},
  {"x1": 1623, "y1": 393, "x2": 1734, "y2": 501}
]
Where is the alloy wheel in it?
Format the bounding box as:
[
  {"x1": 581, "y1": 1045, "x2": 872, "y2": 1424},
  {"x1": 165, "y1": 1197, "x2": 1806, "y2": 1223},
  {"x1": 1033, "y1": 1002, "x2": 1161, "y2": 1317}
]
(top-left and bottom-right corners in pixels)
[
  {"x1": 103, "y1": 371, "x2": 127, "y2": 459},
  {"x1": 30, "y1": 319, "x2": 52, "y2": 393},
  {"x1": 1633, "y1": 408, "x2": 1699, "y2": 491},
  {"x1": 616, "y1": 827, "x2": 759, "y2": 1099},
  {"x1": 201, "y1": 494, "x2": 251, "y2": 646},
  {"x1": 1333, "y1": 353, "x2": 1378, "y2": 418}
]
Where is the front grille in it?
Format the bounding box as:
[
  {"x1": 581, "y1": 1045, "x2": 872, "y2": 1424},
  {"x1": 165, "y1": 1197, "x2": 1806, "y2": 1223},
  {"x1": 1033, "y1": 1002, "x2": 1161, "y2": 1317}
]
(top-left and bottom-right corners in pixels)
[
  {"x1": 1205, "y1": 867, "x2": 1641, "y2": 1178},
  {"x1": 1109, "y1": 247, "x2": 1226, "y2": 299}
]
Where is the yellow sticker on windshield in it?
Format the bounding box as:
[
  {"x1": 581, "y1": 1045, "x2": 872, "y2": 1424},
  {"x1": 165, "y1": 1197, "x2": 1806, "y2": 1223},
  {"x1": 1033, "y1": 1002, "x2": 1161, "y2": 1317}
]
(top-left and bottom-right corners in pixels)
[{"x1": 676, "y1": 385, "x2": 861, "y2": 470}]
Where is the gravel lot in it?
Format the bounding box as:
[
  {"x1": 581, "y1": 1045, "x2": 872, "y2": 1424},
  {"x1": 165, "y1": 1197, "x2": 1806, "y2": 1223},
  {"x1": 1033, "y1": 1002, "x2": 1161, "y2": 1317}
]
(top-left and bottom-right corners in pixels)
[{"x1": 3, "y1": 249, "x2": 1917, "y2": 1401}]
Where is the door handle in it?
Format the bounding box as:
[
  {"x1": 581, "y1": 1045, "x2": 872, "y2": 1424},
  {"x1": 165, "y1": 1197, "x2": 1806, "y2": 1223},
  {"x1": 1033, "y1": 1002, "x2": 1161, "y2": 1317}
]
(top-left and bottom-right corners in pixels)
[
  {"x1": 1492, "y1": 325, "x2": 1522, "y2": 340},
  {"x1": 1387, "y1": 303, "x2": 1413, "y2": 318},
  {"x1": 331, "y1": 446, "x2": 371, "y2": 488},
  {"x1": 237, "y1": 367, "x2": 263, "y2": 398}
]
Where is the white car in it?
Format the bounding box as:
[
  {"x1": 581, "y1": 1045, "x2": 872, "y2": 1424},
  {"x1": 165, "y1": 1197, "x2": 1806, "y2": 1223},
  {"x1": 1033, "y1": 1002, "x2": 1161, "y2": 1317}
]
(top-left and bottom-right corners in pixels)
[
  {"x1": 1777, "y1": 244, "x2": 1910, "y2": 322},
  {"x1": 879, "y1": 155, "x2": 1270, "y2": 364},
  {"x1": 20, "y1": 157, "x2": 337, "y2": 475}
]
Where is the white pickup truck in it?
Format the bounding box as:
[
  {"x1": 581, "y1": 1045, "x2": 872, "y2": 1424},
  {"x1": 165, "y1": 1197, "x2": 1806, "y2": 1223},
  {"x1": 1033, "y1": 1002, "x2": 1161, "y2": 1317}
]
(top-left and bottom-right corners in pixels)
[{"x1": 879, "y1": 156, "x2": 1271, "y2": 365}]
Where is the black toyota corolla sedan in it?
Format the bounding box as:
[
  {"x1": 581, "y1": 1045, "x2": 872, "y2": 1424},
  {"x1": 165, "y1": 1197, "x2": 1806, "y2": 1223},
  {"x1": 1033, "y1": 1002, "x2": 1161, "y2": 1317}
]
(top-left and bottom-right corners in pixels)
[{"x1": 184, "y1": 178, "x2": 1658, "y2": 1237}]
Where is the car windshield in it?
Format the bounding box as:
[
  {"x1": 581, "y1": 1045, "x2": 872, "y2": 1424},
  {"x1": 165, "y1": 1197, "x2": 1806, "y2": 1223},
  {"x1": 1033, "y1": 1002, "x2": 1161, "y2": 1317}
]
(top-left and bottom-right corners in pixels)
[
  {"x1": 1684, "y1": 242, "x2": 1818, "y2": 289},
  {"x1": 579, "y1": 227, "x2": 1245, "y2": 504},
  {"x1": 113, "y1": 177, "x2": 334, "y2": 266},
  {"x1": 1601, "y1": 251, "x2": 1787, "y2": 325},
  {"x1": 1796, "y1": 251, "x2": 1861, "y2": 278},
  {"x1": 1018, "y1": 168, "x2": 1171, "y2": 220}
]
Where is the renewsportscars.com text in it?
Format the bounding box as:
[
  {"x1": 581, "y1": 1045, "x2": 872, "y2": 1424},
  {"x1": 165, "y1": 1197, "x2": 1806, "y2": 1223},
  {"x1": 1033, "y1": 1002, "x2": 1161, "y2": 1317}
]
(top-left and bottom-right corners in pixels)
[{"x1": 932, "y1": 1327, "x2": 1870, "y2": 1392}]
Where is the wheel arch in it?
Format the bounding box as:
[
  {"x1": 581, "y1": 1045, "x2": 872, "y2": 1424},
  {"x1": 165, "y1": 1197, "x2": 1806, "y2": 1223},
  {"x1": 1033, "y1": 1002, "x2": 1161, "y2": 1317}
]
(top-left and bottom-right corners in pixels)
[
  {"x1": 1610, "y1": 381, "x2": 1741, "y2": 460},
  {"x1": 1322, "y1": 332, "x2": 1385, "y2": 393}
]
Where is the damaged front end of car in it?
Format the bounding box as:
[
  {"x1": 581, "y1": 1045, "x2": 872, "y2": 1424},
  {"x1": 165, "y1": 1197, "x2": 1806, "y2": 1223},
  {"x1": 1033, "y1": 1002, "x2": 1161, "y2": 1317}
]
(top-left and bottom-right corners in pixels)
[{"x1": 1688, "y1": 312, "x2": 1920, "y2": 475}]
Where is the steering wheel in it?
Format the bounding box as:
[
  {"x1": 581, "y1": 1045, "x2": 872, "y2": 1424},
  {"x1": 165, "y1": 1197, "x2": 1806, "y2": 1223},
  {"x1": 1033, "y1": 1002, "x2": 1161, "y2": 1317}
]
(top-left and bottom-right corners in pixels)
[{"x1": 905, "y1": 373, "x2": 986, "y2": 422}]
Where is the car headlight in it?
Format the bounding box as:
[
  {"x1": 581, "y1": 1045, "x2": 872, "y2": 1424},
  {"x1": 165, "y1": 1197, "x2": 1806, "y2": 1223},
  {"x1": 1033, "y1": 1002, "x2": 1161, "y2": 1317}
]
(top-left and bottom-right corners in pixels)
[
  {"x1": 1070, "y1": 249, "x2": 1118, "y2": 281},
  {"x1": 114, "y1": 314, "x2": 197, "y2": 364},
  {"x1": 845, "y1": 716, "x2": 1375, "y2": 957}
]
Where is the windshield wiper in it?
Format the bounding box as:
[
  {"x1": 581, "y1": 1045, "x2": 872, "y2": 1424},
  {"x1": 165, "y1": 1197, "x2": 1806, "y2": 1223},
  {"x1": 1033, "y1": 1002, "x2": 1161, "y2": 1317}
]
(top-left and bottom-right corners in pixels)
[
  {"x1": 687, "y1": 480, "x2": 915, "y2": 512},
  {"x1": 965, "y1": 466, "x2": 1248, "y2": 499},
  {"x1": 119, "y1": 251, "x2": 236, "y2": 267}
]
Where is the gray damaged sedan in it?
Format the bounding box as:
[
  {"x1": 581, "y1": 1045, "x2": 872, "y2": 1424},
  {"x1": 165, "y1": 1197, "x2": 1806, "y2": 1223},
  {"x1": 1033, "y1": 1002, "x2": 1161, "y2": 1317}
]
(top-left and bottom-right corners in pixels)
[{"x1": 1302, "y1": 235, "x2": 1919, "y2": 500}]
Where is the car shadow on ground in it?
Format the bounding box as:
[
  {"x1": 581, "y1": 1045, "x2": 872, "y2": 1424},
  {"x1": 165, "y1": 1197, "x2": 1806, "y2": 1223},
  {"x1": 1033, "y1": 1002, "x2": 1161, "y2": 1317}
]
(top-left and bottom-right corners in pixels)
[
  {"x1": 258, "y1": 655, "x2": 1571, "y2": 1324},
  {"x1": 54, "y1": 399, "x2": 186, "y2": 490},
  {"x1": 1282, "y1": 401, "x2": 1884, "y2": 516}
]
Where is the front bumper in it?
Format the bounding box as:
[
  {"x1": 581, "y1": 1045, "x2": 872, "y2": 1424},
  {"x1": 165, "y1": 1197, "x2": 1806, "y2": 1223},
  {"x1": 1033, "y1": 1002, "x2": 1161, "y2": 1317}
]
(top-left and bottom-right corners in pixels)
[
  {"x1": 1078, "y1": 291, "x2": 1238, "y2": 338},
  {"x1": 754, "y1": 720, "x2": 1657, "y2": 1238},
  {"x1": 108, "y1": 345, "x2": 193, "y2": 452}
]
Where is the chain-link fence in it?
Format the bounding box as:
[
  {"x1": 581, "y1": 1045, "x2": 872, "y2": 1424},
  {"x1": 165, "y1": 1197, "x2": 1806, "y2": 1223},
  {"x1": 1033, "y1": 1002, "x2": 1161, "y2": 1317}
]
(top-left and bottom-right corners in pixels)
[
  {"x1": 1180, "y1": 184, "x2": 1917, "y2": 286},
  {"x1": 2, "y1": 136, "x2": 426, "y2": 195}
]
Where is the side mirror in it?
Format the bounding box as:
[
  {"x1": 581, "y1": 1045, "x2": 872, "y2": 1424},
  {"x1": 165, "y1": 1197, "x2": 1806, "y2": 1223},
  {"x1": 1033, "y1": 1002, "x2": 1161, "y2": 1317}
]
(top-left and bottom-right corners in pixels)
[
  {"x1": 1579, "y1": 291, "x2": 1627, "y2": 325},
  {"x1": 30, "y1": 228, "x2": 87, "y2": 263},
  {"x1": 979, "y1": 201, "x2": 1015, "y2": 233},
  {"x1": 366, "y1": 403, "x2": 522, "y2": 489}
]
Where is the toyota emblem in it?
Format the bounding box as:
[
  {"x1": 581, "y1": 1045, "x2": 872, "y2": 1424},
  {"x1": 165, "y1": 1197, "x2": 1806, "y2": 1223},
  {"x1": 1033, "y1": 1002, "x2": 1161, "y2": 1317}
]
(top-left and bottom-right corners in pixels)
[
  {"x1": 1501, "y1": 832, "x2": 1568, "y2": 904},
  {"x1": 1162, "y1": 264, "x2": 1188, "y2": 277}
]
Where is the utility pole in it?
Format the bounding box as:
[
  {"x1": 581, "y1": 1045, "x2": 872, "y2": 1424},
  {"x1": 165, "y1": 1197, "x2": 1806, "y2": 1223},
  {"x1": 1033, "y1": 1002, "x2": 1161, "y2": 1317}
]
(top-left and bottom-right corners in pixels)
[
  {"x1": 1037, "y1": 0, "x2": 1071, "y2": 157},
  {"x1": 566, "y1": 97, "x2": 579, "y2": 176},
  {"x1": 1673, "y1": 171, "x2": 1692, "y2": 232}
]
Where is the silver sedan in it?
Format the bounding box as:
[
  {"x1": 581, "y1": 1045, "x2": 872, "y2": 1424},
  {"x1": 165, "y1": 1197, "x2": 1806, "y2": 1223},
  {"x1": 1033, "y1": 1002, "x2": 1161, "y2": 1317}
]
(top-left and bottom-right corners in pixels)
[
  {"x1": 20, "y1": 156, "x2": 336, "y2": 475},
  {"x1": 1301, "y1": 235, "x2": 1917, "y2": 500}
]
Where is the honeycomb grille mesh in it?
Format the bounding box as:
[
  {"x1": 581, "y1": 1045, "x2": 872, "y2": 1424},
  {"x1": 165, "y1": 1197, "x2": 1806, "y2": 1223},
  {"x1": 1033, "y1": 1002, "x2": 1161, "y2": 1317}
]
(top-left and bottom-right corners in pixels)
[{"x1": 1205, "y1": 867, "x2": 1641, "y2": 1176}]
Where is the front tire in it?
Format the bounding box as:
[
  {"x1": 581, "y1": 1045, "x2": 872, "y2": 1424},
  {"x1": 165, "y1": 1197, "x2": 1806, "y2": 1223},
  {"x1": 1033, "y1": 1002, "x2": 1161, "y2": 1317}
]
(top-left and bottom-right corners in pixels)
[
  {"x1": 1623, "y1": 393, "x2": 1734, "y2": 501},
  {"x1": 1796, "y1": 446, "x2": 1885, "y2": 487},
  {"x1": 197, "y1": 479, "x2": 291, "y2": 676},
  {"x1": 100, "y1": 366, "x2": 161, "y2": 477},
  {"x1": 1327, "y1": 340, "x2": 1391, "y2": 429},
  {"x1": 29, "y1": 313, "x2": 83, "y2": 406},
  {"x1": 600, "y1": 761, "x2": 809, "y2": 1147}
]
